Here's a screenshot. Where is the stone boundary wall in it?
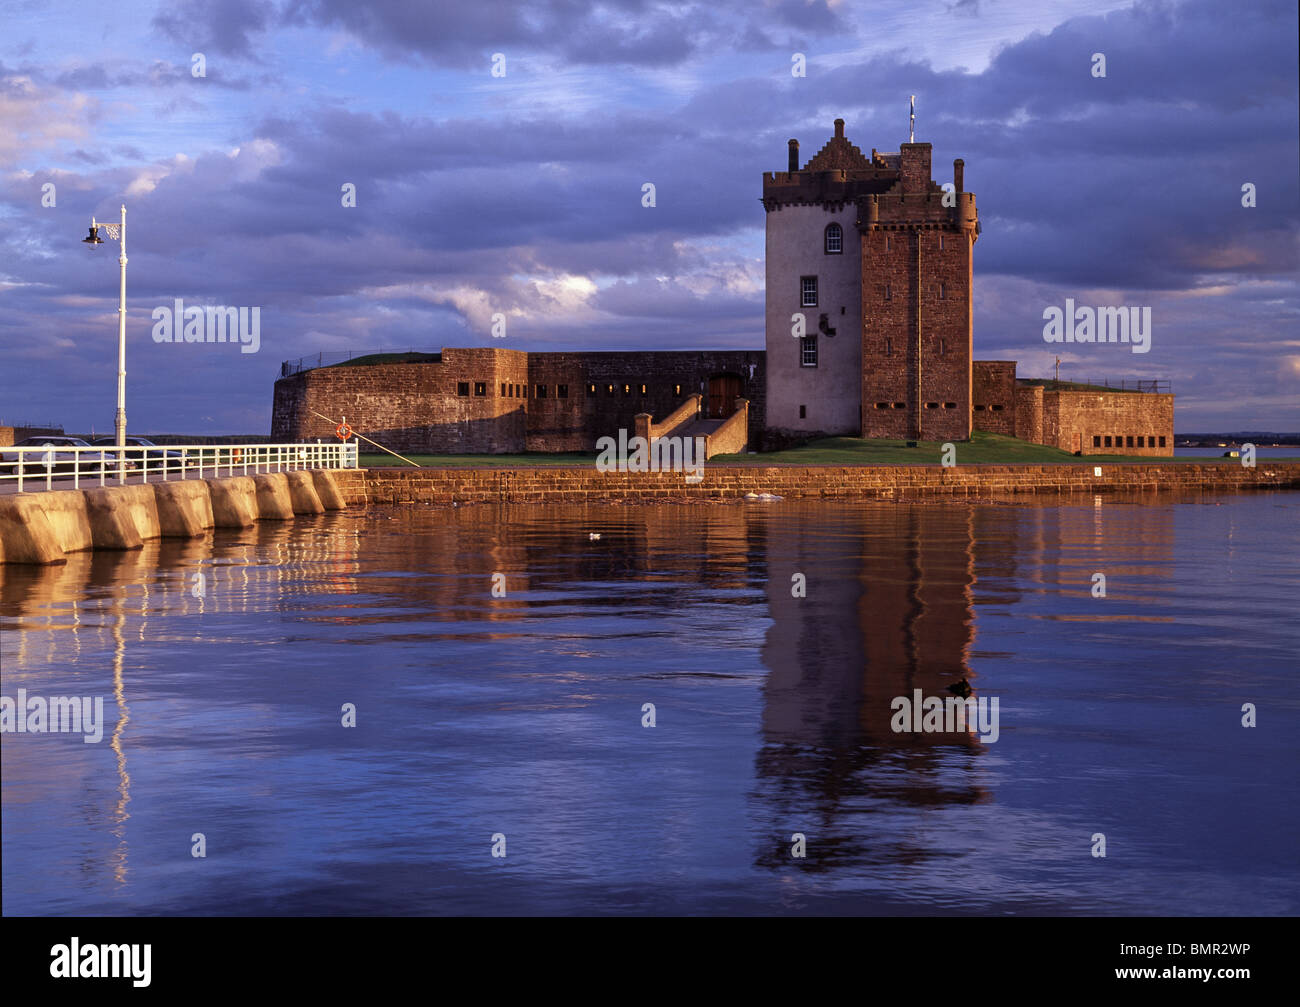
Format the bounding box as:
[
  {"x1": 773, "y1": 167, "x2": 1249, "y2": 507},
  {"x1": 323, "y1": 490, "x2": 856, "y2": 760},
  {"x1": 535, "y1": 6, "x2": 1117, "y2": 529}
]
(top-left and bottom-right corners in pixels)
[{"x1": 345, "y1": 462, "x2": 1300, "y2": 507}]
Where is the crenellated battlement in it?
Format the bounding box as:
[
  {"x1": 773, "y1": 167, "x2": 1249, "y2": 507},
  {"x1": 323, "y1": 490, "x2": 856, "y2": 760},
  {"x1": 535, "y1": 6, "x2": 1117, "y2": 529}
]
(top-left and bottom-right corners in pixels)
[{"x1": 762, "y1": 120, "x2": 973, "y2": 228}]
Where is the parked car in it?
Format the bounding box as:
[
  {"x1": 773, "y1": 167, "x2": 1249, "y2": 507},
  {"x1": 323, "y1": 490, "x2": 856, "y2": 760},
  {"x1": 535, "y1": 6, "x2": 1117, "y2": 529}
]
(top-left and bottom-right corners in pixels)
[
  {"x1": 0, "y1": 436, "x2": 135, "y2": 477},
  {"x1": 91, "y1": 436, "x2": 193, "y2": 472}
]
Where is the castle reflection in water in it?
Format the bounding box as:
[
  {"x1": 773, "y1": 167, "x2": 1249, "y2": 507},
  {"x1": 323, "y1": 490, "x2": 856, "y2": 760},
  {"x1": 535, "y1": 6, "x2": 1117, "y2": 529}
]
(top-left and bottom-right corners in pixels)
[{"x1": 1, "y1": 497, "x2": 1176, "y2": 895}]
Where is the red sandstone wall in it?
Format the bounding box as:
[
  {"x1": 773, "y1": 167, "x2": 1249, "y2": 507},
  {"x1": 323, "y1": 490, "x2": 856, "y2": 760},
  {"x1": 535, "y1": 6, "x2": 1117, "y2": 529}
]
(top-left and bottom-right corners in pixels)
[
  {"x1": 1050, "y1": 391, "x2": 1174, "y2": 456},
  {"x1": 524, "y1": 352, "x2": 592, "y2": 452},
  {"x1": 861, "y1": 223, "x2": 972, "y2": 441},
  {"x1": 271, "y1": 348, "x2": 529, "y2": 454},
  {"x1": 1015, "y1": 385, "x2": 1044, "y2": 445},
  {"x1": 273, "y1": 349, "x2": 765, "y2": 455},
  {"x1": 528, "y1": 351, "x2": 765, "y2": 453},
  {"x1": 972, "y1": 361, "x2": 1017, "y2": 435},
  {"x1": 898, "y1": 143, "x2": 932, "y2": 196}
]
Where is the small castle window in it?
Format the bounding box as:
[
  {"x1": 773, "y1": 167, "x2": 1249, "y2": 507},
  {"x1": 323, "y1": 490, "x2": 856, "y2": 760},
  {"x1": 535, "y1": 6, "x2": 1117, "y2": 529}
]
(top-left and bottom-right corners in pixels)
[
  {"x1": 1136, "y1": 436, "x2": 1144, "y2": 447},
  {"x1": 588, "y1": 383, "x2": 597, "y2": 396},
  {"x1": 800, "y1": 334, "x2": 817, "y2": 367},
  {"x1": 893, "y1": 402, "x2": 905, "y2": 409},
  {"x1": 825, "y1": 223, "x2": 842, "y2": 254},
  {"x1": 799, "y1": 405, "x2": 807, "y2": 419},
  {"x1": 940, "y1": 283, "x2": 946, "y2": 299},
  {"x1": 943, "y1": 402, "x2": 956, "y2": 409},
  {"x1": 885, "y1": 338, "x2": 892, "y2": 357},
  {"x1": 500, "y1": 383, "x2": 507, "y2": 397},
  {"x1": 885, "y1": 284, "x2": 892, "y2": 300},
  {"x1": 536, "y1": 384, "x2": 547, "y2": 398},
  {"x1": 875, "y1": 402, "x2": 889, "y2": 409},
  {"x1": 939, "y1": 235, "x2": 945, "y2": 251},
  {"x1": 674, "y1": 384, "x2": 682, "y2": 396},
  {"x1": 974, "y1": 404, "x2": 985, "y2": 411},
  {"x1": 886, "y1": 235, "x2": 892, "y2": 252},
  {"x1": 623, "y1": 384, "x2": 631, "y2": 396},
  {"x1": 991, "y1": 404, "x2": 1004, "y2": 411},
  {"x1": 1093, "y1": 436, "x2": 1101, "y2": 447},
  {"x1": 558, "y1": 384, "x2": 568, "y2": 398},
  {"x1": 925, "y1": 402, "x2": 939, "y2": 409},
  {"x1": 607, "y1": 384, "x2": 615, "y2": 396},
  {"x1": 801, "y1": 276, "x2": 818, "y2": 307},
  {"x1": 1104, "y1": 436, "x2": 1112, "y2": 447},
  {"x1": 457, "y1": 382, "x2": 469, "y2": 397},
  {"x1": 1159, "y1": 436, "x2": 1166, "y2": 447},
  {"x1": 640, "y1": 384, "x2": 647, "y2": 396},
  {"x1": 474, "y1": 382, "x2": 487, "y2": 397},
  {"x1": 1126, "y1": 435, "x2": 1134, "y2": 447},
  {"x1": 939, "y1": 338, "x2": 946, "y2": 355}
]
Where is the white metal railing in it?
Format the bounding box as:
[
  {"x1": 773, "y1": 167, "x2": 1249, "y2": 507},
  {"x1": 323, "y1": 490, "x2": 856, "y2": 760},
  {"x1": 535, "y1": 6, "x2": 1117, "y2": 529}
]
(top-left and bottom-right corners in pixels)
[{"x1": 0, "y1": 441, "x2": 358, "y2": 493}]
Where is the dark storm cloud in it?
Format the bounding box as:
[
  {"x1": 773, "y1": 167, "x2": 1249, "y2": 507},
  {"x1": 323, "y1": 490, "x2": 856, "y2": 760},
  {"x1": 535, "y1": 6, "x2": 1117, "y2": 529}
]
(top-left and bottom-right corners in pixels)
[
  {"x1": 2, "y1": 0, "x2": 1295, "y2": 431},
  {"x1": 13, "y1": 0, "x2": 1298, "y2": 299},
  {"x1": 801, "y1": 0, "x2": 1299, "y2": 289},
  {"x1": 153, "y1": 0, "x2": 277, "y2": 59},
  {"x1": 279, "y1": 0, "x2": 699, "y2": 67},
  {"x1": 153, "y1": 0, "x2": 847, "y2": 68}
]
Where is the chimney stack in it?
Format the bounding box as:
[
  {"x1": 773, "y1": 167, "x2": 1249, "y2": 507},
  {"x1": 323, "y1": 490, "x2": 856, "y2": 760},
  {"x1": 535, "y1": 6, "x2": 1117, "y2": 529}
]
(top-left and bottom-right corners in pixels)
[
  {"x1": 834, "y1": 118, "x2": 845, "y2": 139},
  {"x1": 954, "y1": 158, "x2": 964, "y2": 193},
  {"x1": 788, "y1": 139, "x2": 799, "y2": 173}
]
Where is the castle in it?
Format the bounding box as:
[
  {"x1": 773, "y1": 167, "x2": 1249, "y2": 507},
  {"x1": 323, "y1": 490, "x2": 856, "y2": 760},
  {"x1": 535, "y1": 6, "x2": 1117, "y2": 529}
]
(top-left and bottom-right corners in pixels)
[
  {"x1": 762, "y1": 119, "x2": 977, "y2": 443},
  {"x1": 273, "y1": 120, "x2": 1172, "y2": 457}
]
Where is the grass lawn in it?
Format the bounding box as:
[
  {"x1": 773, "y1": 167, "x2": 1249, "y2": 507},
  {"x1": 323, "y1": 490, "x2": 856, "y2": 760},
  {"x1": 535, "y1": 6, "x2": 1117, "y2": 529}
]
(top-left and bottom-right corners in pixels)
[
  {"x1": 359, "y1": 432, "x2": 1299, "y2": 469},
  {"x1": 713, "y1": 432, "x2": 1078, "y2": 465},
  {"x1": 717, "y1": 431, "x2": 1299, "y2": 464},
  {"x1": 330, "y1": 352, "x2": 442, "y2": 367},
  {"x1": 358, "y1": 451, "x2": 597, "y2": 468}
]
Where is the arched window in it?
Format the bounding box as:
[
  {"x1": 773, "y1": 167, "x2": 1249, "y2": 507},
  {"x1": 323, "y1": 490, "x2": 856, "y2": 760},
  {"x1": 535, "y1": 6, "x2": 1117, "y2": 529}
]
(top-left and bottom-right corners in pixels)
[{"x1": 824, "y1": 222, "x2": 842, "y2": 254}]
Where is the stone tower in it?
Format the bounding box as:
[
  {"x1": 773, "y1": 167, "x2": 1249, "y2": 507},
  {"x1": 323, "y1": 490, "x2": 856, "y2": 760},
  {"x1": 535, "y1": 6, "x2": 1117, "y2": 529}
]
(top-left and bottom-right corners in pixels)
[{"x1": 763, "y1": 119, "x2": 979, "y2": 442}]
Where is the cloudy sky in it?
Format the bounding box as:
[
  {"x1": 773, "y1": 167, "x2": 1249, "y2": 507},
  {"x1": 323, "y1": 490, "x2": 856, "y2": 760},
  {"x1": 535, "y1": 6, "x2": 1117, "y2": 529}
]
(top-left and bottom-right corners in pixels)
[{"x1": 1, "y1": 0, "x2": 1296, "y2": 433}]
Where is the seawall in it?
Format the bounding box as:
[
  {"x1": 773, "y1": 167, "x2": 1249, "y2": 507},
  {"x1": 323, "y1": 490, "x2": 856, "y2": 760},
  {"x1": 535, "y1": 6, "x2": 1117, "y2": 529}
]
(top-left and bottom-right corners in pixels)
[{"x1": 340, "y1": 461, "x2": 1300, "y2": 506}]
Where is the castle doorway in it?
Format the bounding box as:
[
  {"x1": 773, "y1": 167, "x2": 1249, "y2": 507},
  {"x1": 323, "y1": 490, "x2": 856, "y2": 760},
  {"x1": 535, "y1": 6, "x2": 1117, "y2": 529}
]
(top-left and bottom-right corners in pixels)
[{"x1": 707, "y1": 374, "x2": 742, "y2": 418}]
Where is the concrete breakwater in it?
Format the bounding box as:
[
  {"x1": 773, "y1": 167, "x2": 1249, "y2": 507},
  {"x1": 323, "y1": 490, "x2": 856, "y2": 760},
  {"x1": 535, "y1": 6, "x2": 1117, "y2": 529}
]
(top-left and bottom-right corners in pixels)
[
  {"x1": 0, "y1": 471, "x2": 347, "y2": 565},
  {"x1": 344, "y1": 461, "x2": 1300, "y2": 507}
]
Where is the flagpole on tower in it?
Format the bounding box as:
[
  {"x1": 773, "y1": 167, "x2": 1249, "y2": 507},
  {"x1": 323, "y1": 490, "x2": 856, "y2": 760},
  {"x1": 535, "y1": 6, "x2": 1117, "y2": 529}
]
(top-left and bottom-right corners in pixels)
[{"x1": 909, "y1": 95, "x2": 915, "y2": 143}]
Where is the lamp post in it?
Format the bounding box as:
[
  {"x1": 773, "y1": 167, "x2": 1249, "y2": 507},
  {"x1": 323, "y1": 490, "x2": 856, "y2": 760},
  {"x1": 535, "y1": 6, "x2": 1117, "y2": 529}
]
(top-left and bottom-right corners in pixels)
[{"x1": 83, "y1": 204, "x2": 128, "y2": 448}]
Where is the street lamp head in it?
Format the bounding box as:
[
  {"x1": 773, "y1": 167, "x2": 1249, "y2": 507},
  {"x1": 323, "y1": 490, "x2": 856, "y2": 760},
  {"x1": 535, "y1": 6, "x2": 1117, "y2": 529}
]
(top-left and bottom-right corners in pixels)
[{"x1": 82, "y1": 225, "x2": 103, "y2": 244}]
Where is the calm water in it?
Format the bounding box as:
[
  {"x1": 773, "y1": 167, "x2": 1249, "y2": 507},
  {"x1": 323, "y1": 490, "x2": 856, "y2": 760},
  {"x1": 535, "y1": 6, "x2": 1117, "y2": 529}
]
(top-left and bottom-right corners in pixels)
[{"x1": 2, "y1": 493, "x2": 1298, "y2": 916}]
